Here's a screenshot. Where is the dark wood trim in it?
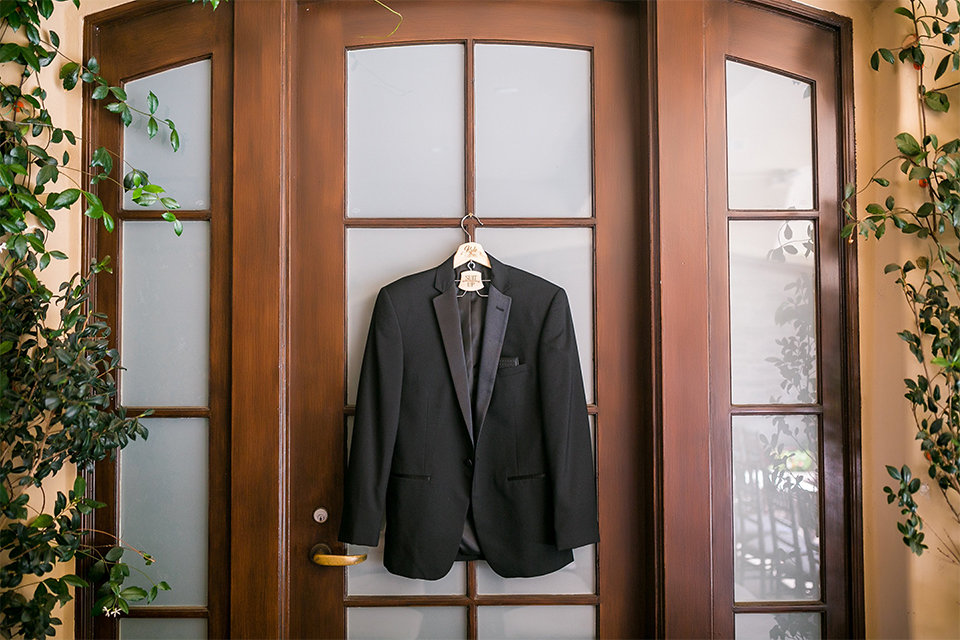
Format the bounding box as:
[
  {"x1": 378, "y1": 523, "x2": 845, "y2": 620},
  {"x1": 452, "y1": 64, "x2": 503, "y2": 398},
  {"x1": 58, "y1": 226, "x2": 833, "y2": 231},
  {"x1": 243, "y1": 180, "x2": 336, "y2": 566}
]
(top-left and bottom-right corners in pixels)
[
  {"x1": 655, "y1": 2, "x2": 713, "y2": 637},
  {"x1": 343, "y1": 217, "x2": 596, "y2": 228},
  {"x1": 231, "y1": 1, "x2": 286, "y2": 638},
  {"x1": 124, "y1": 407, "x2": 211, "y2": 418},
  {"x1": 125, "y1": 606, "x2": 209, "y2": 618},
  {"x1": 641, "y1": 1, "x2": 665, "y2": 635},
  {"x1": 343, "y1": 594, "x2": 600, "y2": 607},
  {"x1": 734, "y1": 602, "x2": 826, "y2": 613},
  {"x1": 115, "y1": 209, "x2": 212, "y2": 220},
  {"x1": 837, "y1": 12, "x2": 865, "y2": 639},
  {"x1": 730, "y1": 404, "x2": 822, "y2": 415}
]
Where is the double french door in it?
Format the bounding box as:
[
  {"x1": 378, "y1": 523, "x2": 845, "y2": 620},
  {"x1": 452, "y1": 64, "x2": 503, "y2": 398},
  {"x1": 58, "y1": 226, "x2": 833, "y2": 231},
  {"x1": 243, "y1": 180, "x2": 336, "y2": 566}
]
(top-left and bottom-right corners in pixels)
[{"x1": 81, "y1": 0, "x2": 862, "y2": 638}]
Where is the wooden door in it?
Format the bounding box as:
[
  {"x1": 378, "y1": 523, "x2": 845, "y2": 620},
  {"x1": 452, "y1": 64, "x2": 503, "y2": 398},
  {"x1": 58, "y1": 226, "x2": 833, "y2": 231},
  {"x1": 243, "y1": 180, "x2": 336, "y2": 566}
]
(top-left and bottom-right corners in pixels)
[{"x1": 284, "y1": 1, "x2": 654, "y2": 638}]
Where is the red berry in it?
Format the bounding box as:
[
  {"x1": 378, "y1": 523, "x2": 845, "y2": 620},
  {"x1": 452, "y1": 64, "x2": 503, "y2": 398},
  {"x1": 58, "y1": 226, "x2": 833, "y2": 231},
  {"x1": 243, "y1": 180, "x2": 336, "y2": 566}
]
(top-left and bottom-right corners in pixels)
[
  {"x1": 919, "y1": 179, "x2": 929, "y2": 188},
  {"x1": 914, "y1": 63, "x2": 922, "y2": 70}
]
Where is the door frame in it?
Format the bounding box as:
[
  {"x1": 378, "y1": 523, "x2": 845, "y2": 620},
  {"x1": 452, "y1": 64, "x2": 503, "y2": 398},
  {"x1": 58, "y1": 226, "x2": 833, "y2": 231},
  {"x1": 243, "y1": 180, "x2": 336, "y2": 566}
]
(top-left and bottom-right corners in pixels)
[
  {"x1": 230, "y1": 1, "x2": 660, "y2": 637},
  {"x1": 77, "y1": 0, "x2": 863, "y2": 637}
]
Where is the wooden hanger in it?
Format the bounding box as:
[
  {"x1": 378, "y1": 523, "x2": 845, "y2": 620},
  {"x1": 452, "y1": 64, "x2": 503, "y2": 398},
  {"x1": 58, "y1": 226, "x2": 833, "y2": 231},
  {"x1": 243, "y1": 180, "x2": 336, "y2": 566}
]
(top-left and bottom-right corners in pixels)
[{"x1": 453, "y1": 213, "x2": 491, "y2": 269}]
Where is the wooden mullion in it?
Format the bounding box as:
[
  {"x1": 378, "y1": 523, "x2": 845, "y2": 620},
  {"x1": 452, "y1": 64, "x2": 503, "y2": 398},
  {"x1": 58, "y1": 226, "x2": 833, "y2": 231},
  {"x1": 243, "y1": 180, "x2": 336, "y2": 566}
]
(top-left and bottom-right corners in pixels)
[
  {"x1": 733, "y1": 603, "x2": 826, "y2": 613},
  {"x1": 123, "y1": 406, "x2": 211, "y2": 418},
  {"x1": 344, "y1": 594, "x2": 599, "y2": 607},
  {"x1": 117, "y1": 210, "x2": 212, "y2": 221},
  {"x1": 343, "y1": 217, "x2": 597, "y2": 228},
  {"x1": 724, "y1": 211, "x2": 821, "y2": 220},
  {"x1": 466, "y1": 561, "x2": 477, "y2": 640},
  {"x1": 465, "y1": 38, "x2": 475, "y2": 224},
  {"x1": 125, "y1": 606, "x2": 209, "y2": 618},
  {"x1": 729, "y1": 404, "x2": 822, "y2": 415}
]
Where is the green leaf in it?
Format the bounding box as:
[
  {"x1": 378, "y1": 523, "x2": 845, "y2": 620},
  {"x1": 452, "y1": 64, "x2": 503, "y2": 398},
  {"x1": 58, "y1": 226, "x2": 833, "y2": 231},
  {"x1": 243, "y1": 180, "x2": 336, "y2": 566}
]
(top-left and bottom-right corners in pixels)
[
  {"x1": 91, "y1": 147, "x2": 113, "y2": 174},
  {"x1": 170, "y1": 128, "x2": 180, "y2": 152},
  {"x1": 61, "y1": 574, "x2": 89, "y2": 588},
  {"x1": 91, "y1": 85, "x2": 109, "y2": 100},
  {"x1": 104, "y1": 102, "x2": 124, "y2": 113},
  {"x1": 880, "y1": 48, "x2": 896, "y2": 65},
  {"x1": 908, "y1": 165, "x2": 932, "y2": 180},
  {"x1": 866, "y1": 203, "x2": 885, "y2": 215},
  {"x1": 886, "y1": 465, "x2": 902, "y2": 480},
  {"x1": 896, "y1": 132, "x2": 922, "y2": 156},
  {"x1": 36, "y1": 164, "x2": 58, "y2": 187},
  {"x1": 121, "y1": 106, "x2": 133, "y2": 127},
  {"x1": 924, "y1": 90, "x2": 950, "y2": 112},
  {"x1": 58, "y1": 61, "x2": 78, "y2": 80},
  {"x1": 873, "y1": 177, "x2": 890, "y2": 187},
  {"x1": 30, "y1": 514, "x2": 54, "y2": 528},
  {"x1": 0, "y1": 43, "x2": 21, "y2": 63},
  {"x1": 147, "y1": 116, "x2": 158, "y2": 139},
  {"x1": 74, "y1": 475, "x2": 86, "y2": 497},
  {"x1": 48, "y1": 188, "x2": 81, "y2": 210},
  {"x1": 119, "y1": 586, "x2": 148, "y2": 602},
  {"x1": 894, "y1": 7, "x2": 915, "y2": 20},
  {"x1": 936, "y1": 54, "x2": 951, "y2": 80},
  {"x1": 0, "y1": 342, "x2": 12, "y2": 355},
  {"x1": 102, "y1": 211, "x2": 115, "y2": 233},
  {"x1": 871, "y1": 50, "x2": 879, "y2": 71},
  {"x1": 884, "y1": 263, "x2": 900, "y2": 274},
  {"x1": 160, "y1": 197, "x2": 180, "y2": 210},
  {"x1": 147, "y1": 91, "x2": 159, "y2": 114},
  {"x1": 105, "y1": 547, "x2": 124, "y2": 562},
  {"x1": 109, "y1": 86, "x2": 127, "y2": 101}
]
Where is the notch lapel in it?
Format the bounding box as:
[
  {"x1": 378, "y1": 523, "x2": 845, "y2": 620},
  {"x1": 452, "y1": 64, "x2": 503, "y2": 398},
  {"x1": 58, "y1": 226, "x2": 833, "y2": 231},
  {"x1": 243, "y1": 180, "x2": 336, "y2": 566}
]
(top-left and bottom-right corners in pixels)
[
  {"x1": 474, "y1": 285, "x2": 512, "y2": 437},
  {"x1": 433, "y1": 286, "x2": 474, "y2": 441}
]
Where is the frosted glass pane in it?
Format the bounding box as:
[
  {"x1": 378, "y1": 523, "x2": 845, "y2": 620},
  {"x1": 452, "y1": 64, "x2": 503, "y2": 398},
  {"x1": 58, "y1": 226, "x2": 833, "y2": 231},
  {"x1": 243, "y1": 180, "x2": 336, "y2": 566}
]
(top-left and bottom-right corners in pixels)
[
  {"x1": 120, "y1": 418, "x2": 208, "y2": 606},
  {"x1": 478, "y1": 606, "x2": 595, "y2": 640},
  {"x1": 347, "y1": 45, "x2": 464, "y2": 217},
  {"x1": 734, "y1": 415, "x2": 820, "y2": 601},
  {"x1": 348, "y1": 607, "x2": 466, "y2": 640},
  {"x1": 121, "y1": 221, "x2": 210, "y2": 407},
  {"x1": 348, "y1": 535, "x2": 466, "y2": 595},
  {"x1": 726, "y1": 61, "x2": 814, "y2": 210},
  {"x1": 475, "y1": 228, "x2": 593, "y2": 402},
  {"x1": 475, "y1": 44, "x2": 592, "y2": 218},
  {"x1": 120, "y1": 618, "x2": 207, "y2": 640},
  {"x1": 123, "y1": 60, "x2": 211, "y2": 210},
  {"x1": 735, "y1": 612, "x2": 821, "y2": 639},
  {"x1": 729, "y1": 220, "x2": 816, "y2": 404},
  {"x1": 347, "y1": 228, "x2": 464, "y2": 403},
  {"x1": 477, "y1": 544, "x2": 594, "y2": 595}
]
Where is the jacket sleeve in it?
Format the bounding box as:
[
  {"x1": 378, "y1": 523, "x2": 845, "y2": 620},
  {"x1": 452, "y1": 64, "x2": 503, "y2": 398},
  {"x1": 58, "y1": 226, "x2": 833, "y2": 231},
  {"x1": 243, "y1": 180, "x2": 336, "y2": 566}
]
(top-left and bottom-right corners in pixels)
[
  {"x1": 538, "y1": 288, "x2": 600, "y2": 551},
  {"x1": 339, "y1": 288, "x2": 404, "y2": 547}
]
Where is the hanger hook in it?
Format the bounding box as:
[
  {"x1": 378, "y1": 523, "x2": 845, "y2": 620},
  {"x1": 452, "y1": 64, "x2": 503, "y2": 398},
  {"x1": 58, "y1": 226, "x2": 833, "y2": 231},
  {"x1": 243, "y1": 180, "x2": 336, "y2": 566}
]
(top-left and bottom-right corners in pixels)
[{"x1": 459, "y1": 213, "x2": 484, "y2": 241}]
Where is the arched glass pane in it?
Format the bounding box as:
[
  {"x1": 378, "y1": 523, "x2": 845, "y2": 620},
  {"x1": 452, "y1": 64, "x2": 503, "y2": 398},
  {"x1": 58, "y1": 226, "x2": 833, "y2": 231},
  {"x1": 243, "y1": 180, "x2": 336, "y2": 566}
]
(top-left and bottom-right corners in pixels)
[
  {"x1": 123, "y1": 60, "x2": 211, "y2": 211},
  {"x1": 726, "y1": 60, "x2": 814, "y2": 210}
]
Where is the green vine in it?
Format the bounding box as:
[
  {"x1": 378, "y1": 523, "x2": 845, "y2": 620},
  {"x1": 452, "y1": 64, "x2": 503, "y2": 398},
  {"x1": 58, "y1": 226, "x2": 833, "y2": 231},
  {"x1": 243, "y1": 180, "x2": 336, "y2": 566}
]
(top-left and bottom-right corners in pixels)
[{"x1": 844, "y1": 0, "x2": 960, "y2": 565}]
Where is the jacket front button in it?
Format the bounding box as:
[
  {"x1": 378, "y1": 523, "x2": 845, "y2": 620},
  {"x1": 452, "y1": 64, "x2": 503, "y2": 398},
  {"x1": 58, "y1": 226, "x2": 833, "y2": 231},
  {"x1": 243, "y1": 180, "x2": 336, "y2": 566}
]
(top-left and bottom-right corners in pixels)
[{"x1": 464, "y1": 459, "x2": 473, "y2": 467}]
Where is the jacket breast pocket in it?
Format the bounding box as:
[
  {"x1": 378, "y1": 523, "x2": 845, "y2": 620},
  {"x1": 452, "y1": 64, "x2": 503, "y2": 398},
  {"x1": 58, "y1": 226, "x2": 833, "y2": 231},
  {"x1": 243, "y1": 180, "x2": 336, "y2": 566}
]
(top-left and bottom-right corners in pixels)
[{"x1": 496, "y1": 363, "x2": 529, "y2": 378}]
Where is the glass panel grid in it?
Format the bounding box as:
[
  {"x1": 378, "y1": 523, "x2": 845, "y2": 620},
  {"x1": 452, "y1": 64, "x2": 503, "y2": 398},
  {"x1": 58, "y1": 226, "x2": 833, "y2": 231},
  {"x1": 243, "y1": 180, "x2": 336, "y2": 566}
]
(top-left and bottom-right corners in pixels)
[
  {"x1": 725, "y1": 60, "x2": 815, "y2": 211},
  {"x1": 119, "y1": 418, "x2": 209, "y2": 606},
  {"x1": 120, "y1": 618, "x2": 207, "y2": 640},
  {"x1": 735, "y1": 612, "x2": 821, "y2": 639},
  {"x1": 475, "y1": 44, "x2": 593, "y2": 218},
  {"x1": 123, "y1": 60, "x2": 212, "y2": 211},
  {"x1": 477, "y1": 605, "x2": 596, "y2": 640},
  {"x1": 347, "y1": 44, "x2": 465, "y2": 218},
  {"x1": 347, "y1": 607, "x2": 467, "y2": 640},
  {"x1": 728, "y1": 220, "x2": 817, "y2": 405},
  {"x1": 733, "y1": 414, "x2": 820, "y2": 602},
  {"x1": 120, "y1": 220, "x2": 211, "y2": 408}
]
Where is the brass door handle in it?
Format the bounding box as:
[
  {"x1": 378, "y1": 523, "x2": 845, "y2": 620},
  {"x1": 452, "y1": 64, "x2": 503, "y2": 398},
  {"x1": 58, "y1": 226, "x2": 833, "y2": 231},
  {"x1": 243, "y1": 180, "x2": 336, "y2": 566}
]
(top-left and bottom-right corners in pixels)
[{"x1": 310, "y1": 543, "x2": 367, "y2": 566}]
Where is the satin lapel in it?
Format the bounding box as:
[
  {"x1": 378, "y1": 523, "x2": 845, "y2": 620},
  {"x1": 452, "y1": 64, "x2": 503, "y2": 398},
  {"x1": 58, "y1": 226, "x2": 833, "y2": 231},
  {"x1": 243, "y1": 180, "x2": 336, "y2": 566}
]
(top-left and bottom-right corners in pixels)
[
  {"x1": 474, "y1": 285, "x2": 512, "y2": 438},
  {"x1": 433, "y1": 287, "x2": 474, "y2": 441}
]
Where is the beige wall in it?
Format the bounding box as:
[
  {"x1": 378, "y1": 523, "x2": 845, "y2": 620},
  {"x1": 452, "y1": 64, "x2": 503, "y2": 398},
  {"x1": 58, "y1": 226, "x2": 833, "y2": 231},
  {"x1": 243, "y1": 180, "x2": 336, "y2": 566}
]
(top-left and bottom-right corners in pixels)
[
  {"x1": 32, "y1": 0, "x2": 960, "y2": 637},
  {"x1": 807, "y1": 0, "x2": 960, "y2": 638}
]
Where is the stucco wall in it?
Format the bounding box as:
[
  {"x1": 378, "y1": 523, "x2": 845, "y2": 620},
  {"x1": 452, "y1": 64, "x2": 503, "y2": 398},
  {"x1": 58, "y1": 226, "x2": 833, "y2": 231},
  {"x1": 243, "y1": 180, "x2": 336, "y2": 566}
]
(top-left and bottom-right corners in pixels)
[
  {"x1": 30, "y1": 0, "x2": 960, "y2": 638},
  {"x1": 806, "y1": 1, "x2": 960, "y2": 638}
]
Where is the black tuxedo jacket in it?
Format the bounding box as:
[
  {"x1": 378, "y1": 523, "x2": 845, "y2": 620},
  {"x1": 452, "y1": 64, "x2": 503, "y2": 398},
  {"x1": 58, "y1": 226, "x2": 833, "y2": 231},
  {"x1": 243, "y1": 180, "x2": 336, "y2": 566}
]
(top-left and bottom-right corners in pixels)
[{"x1": 339, "y1": 255, "x2": 599, "y2": 580}]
